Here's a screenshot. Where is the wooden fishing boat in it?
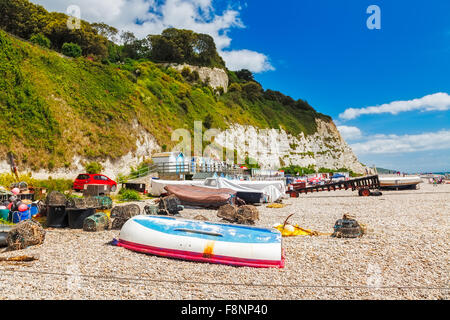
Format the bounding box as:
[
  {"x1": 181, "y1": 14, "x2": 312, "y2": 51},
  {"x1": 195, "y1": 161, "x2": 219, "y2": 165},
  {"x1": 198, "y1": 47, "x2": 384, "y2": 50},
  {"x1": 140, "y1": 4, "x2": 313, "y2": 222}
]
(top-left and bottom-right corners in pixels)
[
  {"x1": 378, "y1": 176, "x2": 422, "y2": 190},
  {"x1": 115, "y1": 215, "x2": 285, "y2": 268}
]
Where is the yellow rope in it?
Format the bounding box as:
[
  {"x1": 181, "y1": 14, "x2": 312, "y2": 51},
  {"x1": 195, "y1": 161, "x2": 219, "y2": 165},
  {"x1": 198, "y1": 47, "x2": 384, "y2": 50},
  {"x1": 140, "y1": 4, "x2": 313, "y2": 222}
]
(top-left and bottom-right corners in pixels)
[
  {"x1": 267, "y1": 203, "x2": 285, "y2": 208},
  {"x1": 273, "y1": 224, "x2": 321, "y2": 237}
]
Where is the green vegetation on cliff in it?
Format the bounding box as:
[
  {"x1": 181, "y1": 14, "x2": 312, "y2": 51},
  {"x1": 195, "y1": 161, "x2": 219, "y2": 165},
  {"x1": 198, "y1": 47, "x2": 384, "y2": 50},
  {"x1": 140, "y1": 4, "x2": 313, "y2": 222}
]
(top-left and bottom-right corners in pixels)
[
  {"x1": 0, "y1": 0, "x2": 333, "y2": 171},
  {"x1": 0, "y1": 29, "x2": 331, "y2": 171}
]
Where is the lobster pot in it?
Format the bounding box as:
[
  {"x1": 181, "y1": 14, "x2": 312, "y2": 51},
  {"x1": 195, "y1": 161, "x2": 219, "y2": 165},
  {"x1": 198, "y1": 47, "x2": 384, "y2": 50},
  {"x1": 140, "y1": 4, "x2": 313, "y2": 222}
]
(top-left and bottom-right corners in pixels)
[
  {"x1": 67, "y1": 208, "x2": 96, "y2": 229},
  {"x1": 332, "y1": 218, "x2": 363, "y2": 238},
  {"x1": 83, "y1": 213, "x2": 110, "y2": 232},
  {"x1": 46, "y1": 191, "x2": 67, "y2": 207},
  {"x1": 159, "y1": 195, "x2": 183, "y2": 215},
  {"x1": 47, "y1": 206, "x2": 68, "y2": 228},
  {"x1": 18, "y1": 193, "x2": 35, "y2": 201},
  {"x1": 83, "y1": 184, "x2": 111, "y2": 197},
  {"x1": 0, "y1": 193, "x2": 12, "y2": 202},
  {"x1": 95, "y1": 196, "x2": 113, "y2": 210},
  {"x1": 144, "y1": 205, "x2": 159, "y2": 215}
]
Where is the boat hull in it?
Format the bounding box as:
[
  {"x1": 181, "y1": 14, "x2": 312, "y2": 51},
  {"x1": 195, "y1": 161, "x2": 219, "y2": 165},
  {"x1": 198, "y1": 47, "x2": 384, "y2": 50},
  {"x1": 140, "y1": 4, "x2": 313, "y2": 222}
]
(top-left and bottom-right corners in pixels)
[
  {"x1": 379, "y1": 176, "x2": 422, "y2": 190},
  {"x1": 117, "y1": 216, "x2": 284, "y2": 268},
  {"x1": 164, "y1": 185, "x2": 236, "y2": 208}
]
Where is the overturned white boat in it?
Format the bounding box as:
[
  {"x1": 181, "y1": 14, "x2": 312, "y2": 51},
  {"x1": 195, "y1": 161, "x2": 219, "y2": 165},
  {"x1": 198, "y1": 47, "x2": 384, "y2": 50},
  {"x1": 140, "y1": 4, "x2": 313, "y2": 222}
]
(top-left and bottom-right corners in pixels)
[{"x1": 116, "y1": 215, "x2": 285, "y2": 268}]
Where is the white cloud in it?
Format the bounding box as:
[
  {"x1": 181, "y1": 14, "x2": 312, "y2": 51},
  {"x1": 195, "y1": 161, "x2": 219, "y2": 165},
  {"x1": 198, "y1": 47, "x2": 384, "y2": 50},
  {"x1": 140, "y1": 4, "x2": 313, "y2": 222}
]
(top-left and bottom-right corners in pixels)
[
  {"x1": 350, "y1": 130, "x2": 450, "y2": 154},
  {"x1": 32, "y1": 0, "x2": 274, "y2": 73},
  {"x1": 337, "y1": 125, "x2": 362, "y2": 141},
  {"x1": 339, "y1": 92, "x2": 450, "y2": 120},
  {"x1": 220, "y1": 49, "x2": 275, "y2": 73}
]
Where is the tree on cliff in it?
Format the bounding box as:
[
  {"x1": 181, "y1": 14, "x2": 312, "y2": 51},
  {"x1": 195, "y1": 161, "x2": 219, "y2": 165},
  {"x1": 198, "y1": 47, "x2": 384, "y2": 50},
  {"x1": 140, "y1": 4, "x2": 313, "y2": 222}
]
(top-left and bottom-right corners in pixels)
[
  {"x1": 148, "y1": 28, "x2": 225, "y2": 68},
  {"x1": 0, "y1": 0, "x2": 108, "y2": 58},
  {"x1": 0, "y1": 0, "x2": 48, "y2": 39},
  {"x1": 235, "y1": 69, "x2": 255, "y2": 82}
]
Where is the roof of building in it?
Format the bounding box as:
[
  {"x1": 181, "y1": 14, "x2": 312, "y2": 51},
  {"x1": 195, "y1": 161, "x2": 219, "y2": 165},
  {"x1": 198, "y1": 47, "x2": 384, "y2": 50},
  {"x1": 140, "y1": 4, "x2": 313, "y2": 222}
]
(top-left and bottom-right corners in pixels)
[
  {"x1": 152, "y1": 152, "x2": 184, "y2": 158},
  {"x1": 192, "y1": 172, "x2": 217, "y2": 180}
]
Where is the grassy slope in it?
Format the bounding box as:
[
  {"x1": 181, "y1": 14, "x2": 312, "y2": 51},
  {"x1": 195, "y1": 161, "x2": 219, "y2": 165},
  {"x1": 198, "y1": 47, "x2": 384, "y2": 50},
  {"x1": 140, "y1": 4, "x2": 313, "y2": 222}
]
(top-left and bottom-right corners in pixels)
[{"x1": 0, "y1": 30, "x2": 332, "y2": 171}]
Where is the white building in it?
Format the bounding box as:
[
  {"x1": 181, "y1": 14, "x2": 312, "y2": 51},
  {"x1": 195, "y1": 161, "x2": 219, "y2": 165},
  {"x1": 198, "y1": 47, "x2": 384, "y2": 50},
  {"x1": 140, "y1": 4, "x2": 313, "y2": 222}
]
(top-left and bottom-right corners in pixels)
[
  {"x1": 152, "y1": 152, "x2": 229, "y2": 174},
  {"x1": 152, "y1": 152, "x2": 186, "y2": 173}
]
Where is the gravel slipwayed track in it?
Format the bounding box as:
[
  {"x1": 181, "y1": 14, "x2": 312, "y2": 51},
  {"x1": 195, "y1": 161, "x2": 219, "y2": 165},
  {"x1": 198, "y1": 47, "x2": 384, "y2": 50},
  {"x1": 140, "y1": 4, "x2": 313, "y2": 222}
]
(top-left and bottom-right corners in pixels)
[{"x1": 0, "y1": 183, "x2": 448, "y2": 300}]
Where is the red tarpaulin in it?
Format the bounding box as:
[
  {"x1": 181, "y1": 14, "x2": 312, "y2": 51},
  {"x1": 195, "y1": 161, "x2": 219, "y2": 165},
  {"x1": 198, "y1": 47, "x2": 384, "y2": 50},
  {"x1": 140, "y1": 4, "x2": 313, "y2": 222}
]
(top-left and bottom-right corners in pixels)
[{"x1": 164, "y1": 185, "x2": 237, "y2": 208}]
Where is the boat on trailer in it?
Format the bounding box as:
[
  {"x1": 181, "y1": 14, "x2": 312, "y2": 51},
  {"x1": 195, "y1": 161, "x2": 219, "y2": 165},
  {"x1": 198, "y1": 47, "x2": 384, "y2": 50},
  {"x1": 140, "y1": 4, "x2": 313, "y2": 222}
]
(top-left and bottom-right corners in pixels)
[
  {"x1": 378, "y1": 176, "x2": 422, "y2": 190},
  {"x1": 115, "y1": 215, "x2": 285, "y2": 268}
]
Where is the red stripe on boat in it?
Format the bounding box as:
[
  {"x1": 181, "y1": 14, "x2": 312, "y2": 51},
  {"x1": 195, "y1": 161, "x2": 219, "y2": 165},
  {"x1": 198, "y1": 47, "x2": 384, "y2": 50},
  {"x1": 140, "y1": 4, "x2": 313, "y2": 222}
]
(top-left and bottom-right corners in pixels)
[{"x1": 117, "y1": 239, "x2": 285, "y2": 269}]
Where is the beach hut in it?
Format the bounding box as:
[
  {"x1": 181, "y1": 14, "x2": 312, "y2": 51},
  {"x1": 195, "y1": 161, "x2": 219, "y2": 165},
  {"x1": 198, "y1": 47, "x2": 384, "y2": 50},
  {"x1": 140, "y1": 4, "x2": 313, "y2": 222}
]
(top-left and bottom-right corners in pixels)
[{"x1": 152, "y1": 152, "x2": 186, "y2": 173}]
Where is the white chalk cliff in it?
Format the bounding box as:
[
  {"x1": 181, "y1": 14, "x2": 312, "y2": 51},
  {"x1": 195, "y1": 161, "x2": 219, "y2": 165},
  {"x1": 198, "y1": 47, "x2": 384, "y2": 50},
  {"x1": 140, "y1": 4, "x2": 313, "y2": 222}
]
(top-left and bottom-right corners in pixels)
[
  {"x1": 169, "y1": 64, "x2": 229, "y2": 92},
  {"x1": 214, "y1": 119, "x2": 366, "y2": 173}
]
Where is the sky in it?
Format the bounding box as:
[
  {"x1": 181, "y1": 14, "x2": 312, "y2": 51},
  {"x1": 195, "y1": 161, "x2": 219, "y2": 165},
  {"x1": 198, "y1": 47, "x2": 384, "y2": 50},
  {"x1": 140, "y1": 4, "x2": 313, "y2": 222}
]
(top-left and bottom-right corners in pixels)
[{"x1": 31, "y1": 0, "x2": 450, "y2": 173}]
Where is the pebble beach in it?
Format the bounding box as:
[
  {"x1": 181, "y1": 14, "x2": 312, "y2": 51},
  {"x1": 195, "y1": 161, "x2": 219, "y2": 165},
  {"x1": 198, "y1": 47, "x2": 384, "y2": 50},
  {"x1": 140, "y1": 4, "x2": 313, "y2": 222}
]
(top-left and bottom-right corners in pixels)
[{"x1": 0, "y1": 183, "x2": 448, "y2": 300}]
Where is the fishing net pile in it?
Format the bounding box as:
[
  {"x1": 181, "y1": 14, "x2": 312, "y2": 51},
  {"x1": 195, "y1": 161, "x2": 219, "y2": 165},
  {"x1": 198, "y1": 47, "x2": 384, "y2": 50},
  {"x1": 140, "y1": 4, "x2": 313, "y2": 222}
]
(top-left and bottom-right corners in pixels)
[
  {"x1": 7, "y1": 220, "x2": 46, "y2": 251},
  {"x1": 111, "y1": 204, "x2": 141, "y2": 230}
]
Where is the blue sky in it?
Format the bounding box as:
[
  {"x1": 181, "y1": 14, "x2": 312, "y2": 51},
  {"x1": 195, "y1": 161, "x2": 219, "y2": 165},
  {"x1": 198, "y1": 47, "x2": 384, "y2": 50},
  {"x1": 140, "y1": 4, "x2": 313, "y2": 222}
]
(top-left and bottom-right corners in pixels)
[
  {"x1": 33, "y1": 0, "x2": 450, "y2": 172},
  {"x1": 240, "y1": 0, "x2": 450, "y2": 172}
]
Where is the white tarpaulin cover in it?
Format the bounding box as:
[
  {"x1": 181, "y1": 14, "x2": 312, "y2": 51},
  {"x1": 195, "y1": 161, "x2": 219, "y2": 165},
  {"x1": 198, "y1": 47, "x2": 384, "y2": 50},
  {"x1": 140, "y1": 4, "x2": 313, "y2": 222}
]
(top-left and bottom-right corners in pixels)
[
  {"x1": 204, "y1": 178, "x2": 285, "y2": 203},
  {"x1": 151, "y1": 178, "x2": 286, "y2": 202}
]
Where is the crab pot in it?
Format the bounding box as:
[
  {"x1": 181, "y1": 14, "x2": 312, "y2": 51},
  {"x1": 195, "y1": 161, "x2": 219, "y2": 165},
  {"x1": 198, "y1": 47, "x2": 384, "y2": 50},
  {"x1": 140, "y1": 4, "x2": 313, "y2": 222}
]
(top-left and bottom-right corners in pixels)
[
  {"x1": 67, "y1": 208, "x2": 96, "y2": 229},
  {"x1": 144, "y1": 205, "x2": 159, "y2": 215},
  {"x1": 47, "y1": 205, "x2": 68, "y2": 228},
  {"x1": 83, "y1": 213, "x2": 110, "y2": 232}
]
